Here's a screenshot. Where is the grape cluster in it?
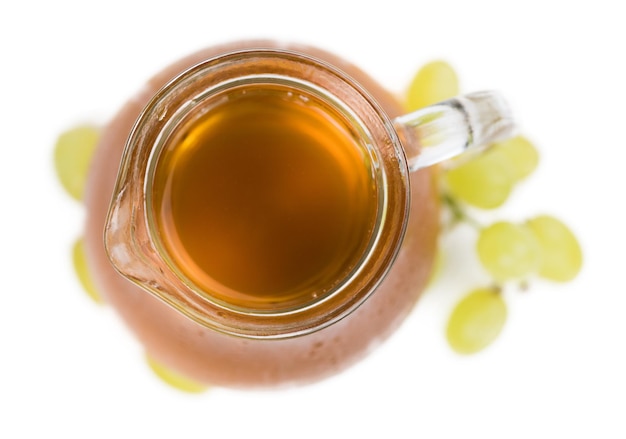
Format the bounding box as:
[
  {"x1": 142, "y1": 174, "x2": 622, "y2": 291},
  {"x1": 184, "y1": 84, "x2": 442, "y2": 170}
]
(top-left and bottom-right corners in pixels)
[{"x1": 406, "y1": 61, "x2": 583, "y2": 355}]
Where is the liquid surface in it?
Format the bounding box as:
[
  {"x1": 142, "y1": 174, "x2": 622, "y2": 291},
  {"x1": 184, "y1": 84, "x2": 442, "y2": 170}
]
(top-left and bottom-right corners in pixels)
[{"x1": 151, "y1": 85, "x2": 378, "y2": 310}]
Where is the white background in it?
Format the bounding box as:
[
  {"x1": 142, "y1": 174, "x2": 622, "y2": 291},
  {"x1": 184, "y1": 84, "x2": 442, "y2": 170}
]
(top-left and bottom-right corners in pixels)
[{"x1": 1, "y1": 1, "x2": 624, "y2": 438}]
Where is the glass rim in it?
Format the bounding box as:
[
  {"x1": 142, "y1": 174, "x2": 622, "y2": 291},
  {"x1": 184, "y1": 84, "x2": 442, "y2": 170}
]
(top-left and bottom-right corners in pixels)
[{"x1": 144, "y1": 74, "x2": 387, "y2": 316}]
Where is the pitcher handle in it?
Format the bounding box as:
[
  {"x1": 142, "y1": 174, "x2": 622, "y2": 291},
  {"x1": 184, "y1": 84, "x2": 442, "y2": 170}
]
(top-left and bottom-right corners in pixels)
[{"x1": 394, "y1": 91, "x2": 515, "y2": 171}]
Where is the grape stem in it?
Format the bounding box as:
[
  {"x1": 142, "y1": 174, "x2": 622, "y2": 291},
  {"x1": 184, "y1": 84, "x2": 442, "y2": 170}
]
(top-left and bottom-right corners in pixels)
[
  {"x1": 488, "y1": 285, "x2": 503, "y2": 295},
  {"x1": 441, "y1": 192, "x2": 483, "y2": 230},
  {"x1": 518, "y1": 280, "x2": 530, "y2": 292}
]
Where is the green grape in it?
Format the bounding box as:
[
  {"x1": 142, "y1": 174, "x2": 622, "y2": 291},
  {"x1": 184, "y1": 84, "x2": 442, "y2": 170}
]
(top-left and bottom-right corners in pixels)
[
  {"x1": 54, "y1": 125, "x2": 100, "y2": 201},
  {"x1": 491, "y1": 135, "x2": 539, "y2": 181},
  {"x1": 446, "y1": 288, "x2": 507, "y2": 354},
  {"x1": 477, "y1": 221, "x2": 541, "y2": 281},
  {"x1": 145, "y1": 354, "x2": 208, "y2": 394},
  {"x1": 526, "y1": 215, "x2": 582, "y2": 282},
  {"x1": 444, "y1": 150, "x2": 515, "y2": 209},
  {"x1": 406, "y1": 60, "x2": 459, "y2": 111},
  {"x1": 72, "y1": 237, "x2": 103, "y2": 304}
]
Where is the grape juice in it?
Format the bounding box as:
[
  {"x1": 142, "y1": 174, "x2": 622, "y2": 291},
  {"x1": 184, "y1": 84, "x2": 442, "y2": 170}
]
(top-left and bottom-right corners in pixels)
[{"x1": 151, "y1": 84, "x2": 378, "y2": 310}]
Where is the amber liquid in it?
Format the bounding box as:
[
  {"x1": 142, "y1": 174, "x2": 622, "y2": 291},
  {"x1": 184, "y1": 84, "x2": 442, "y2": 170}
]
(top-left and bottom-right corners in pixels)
[{"x1": 151, "y1": 84, "x2": 378, "y2": 310}]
